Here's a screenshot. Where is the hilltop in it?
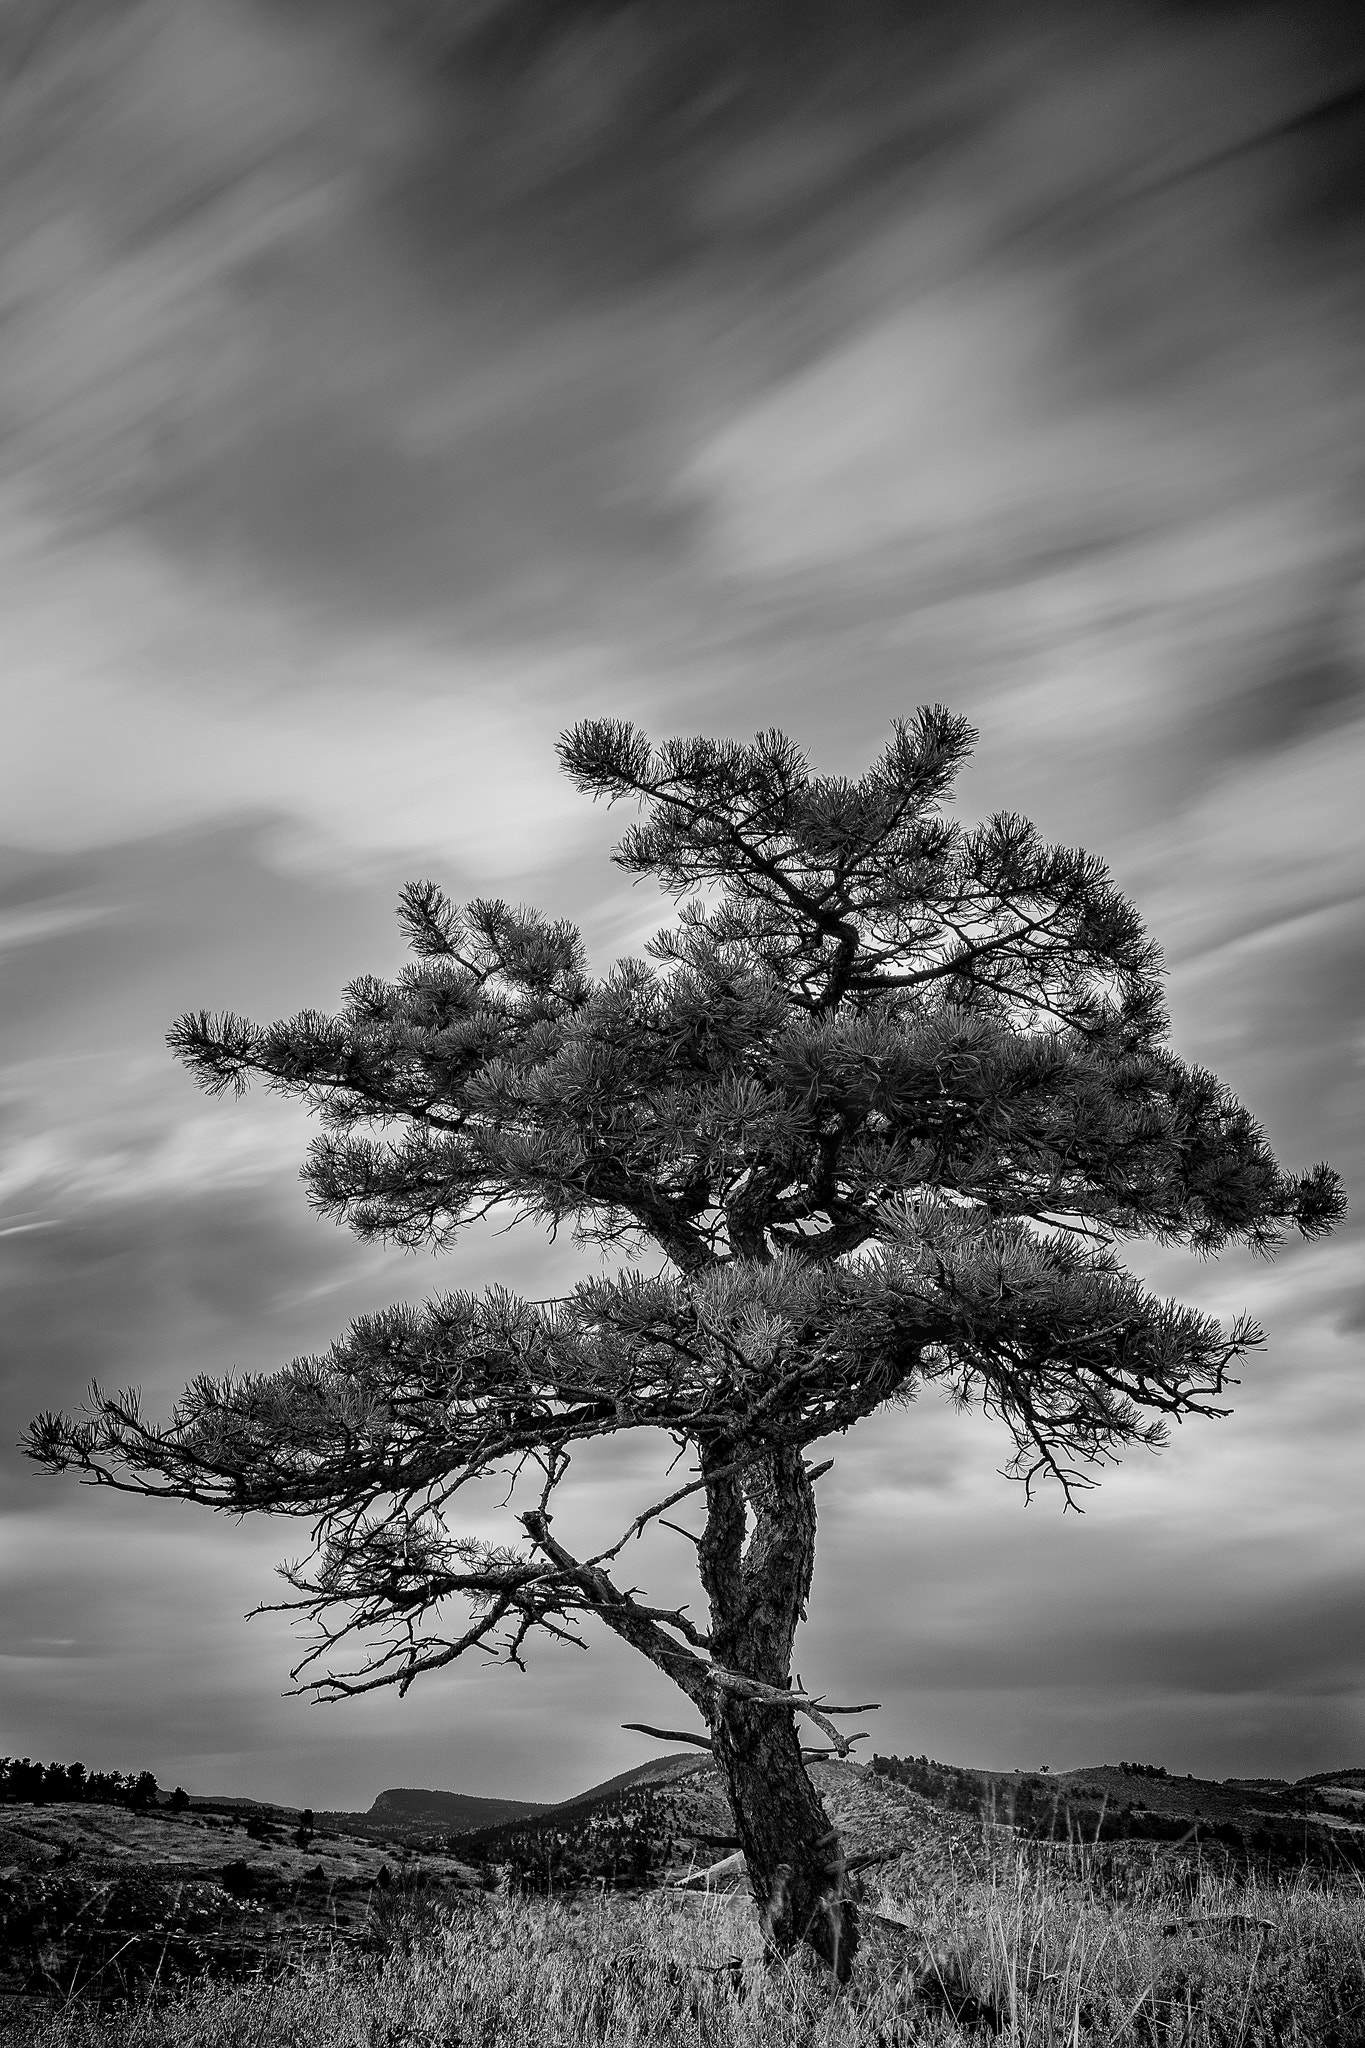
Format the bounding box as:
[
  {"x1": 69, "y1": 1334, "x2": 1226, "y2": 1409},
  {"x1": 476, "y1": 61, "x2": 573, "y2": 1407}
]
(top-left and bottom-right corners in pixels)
[
  {"x1": 361, "y1": 1787, "x2": 546, "y2": 1834},
  {"x1": 866, "y1": 1753, "x2": 1365, "y2": 1871}
]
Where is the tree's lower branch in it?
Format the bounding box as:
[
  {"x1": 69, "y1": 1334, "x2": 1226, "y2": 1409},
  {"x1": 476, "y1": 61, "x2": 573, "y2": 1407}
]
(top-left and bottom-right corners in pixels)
[
  {"x1": 521, "y1": 1510, "x2": 713, "y2": 1705},
  {"x1": 622, "y1": 1723, "x2": 716, "y2": 1753}
]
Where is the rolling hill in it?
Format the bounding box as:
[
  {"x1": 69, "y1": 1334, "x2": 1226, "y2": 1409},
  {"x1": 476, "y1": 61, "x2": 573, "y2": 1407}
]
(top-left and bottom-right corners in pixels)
[{"x1": 6, "y1": 1746, "x2": 1365, "y2": 2000}]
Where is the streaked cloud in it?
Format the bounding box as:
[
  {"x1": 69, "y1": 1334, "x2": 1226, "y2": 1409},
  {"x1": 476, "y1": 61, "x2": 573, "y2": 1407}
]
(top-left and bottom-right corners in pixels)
[{"x1": 1, "y1": 0, "x2": 1361, "y2": 1800}]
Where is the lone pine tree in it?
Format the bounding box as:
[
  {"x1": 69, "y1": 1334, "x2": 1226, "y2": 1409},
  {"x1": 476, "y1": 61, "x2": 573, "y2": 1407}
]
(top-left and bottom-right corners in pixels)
[{"x1": 29, "y1": 711, "x2": 1343, "y2": 1977}]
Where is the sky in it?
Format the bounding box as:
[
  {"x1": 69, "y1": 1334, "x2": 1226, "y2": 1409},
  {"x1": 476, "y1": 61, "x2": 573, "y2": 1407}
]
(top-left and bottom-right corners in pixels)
[{"x1": 1, "y1": 0, "x2": 1363, "y2": 1810}]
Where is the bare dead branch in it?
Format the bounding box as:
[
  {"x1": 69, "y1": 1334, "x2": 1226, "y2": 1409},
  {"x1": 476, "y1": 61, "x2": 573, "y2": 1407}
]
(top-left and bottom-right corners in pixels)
[
  {"x1": 521, "y1": 1510, "x2": 713, "y2": 1704},
  {"x1": 706, "y1": 1668, "x2": 880, "y2": 1756},
  {"x1": 622, "y1": 1722, "x2": 715, "y2": 1753}
]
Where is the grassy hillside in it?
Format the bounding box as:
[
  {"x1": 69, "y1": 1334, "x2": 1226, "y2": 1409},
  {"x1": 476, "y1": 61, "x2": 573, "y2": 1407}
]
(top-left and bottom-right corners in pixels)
[
  {"x1": 5, "y1": 1830, "x2": 1364, "y2": 2046},
  {"x1": 0, "y1": 1796, "x2": 481, "y2": 2006}
]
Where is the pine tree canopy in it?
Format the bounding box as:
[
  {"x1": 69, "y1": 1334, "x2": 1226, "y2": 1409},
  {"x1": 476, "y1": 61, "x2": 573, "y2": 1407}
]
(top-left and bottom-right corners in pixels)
[{"x1": 28, "y1": 709, "x2": 1344, "y2": 1710}]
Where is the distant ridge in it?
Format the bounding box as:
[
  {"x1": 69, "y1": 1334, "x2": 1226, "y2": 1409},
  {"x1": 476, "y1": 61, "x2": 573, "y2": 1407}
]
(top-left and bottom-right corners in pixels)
[
  {"x1": 361, "y1": 1753, "x2": 703, "y2": 1838},
  {"x1": 368, "y1": 1788, "x2": 549, "y2": 1833}
]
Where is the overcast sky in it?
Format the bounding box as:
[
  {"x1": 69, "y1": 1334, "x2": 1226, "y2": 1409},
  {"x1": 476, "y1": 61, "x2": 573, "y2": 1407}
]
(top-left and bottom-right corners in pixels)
[{"x1": 2, "y1": 0, "x2": 1362, "y2": 1810}]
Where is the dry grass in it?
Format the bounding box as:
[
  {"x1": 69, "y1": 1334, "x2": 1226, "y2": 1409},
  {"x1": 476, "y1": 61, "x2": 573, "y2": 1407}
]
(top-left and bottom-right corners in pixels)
[{"x1": 6, "y1": 1844, "x2": 1364, "y2": 2047}]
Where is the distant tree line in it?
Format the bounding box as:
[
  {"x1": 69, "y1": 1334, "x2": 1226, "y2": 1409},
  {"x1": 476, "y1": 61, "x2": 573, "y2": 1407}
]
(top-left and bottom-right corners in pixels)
[
  {"x1": 0, "y1": 1757, "x2": 160, "y2": 1808},
  {"x1": 1119, "y1": 1761, "x2": 1170, "y2": 1779}
]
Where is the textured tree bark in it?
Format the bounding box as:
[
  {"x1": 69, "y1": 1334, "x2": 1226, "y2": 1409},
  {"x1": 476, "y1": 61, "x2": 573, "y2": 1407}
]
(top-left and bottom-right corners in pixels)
[{"x1": 699, "y1": 1445, "x2": 859, "y2": 1980}]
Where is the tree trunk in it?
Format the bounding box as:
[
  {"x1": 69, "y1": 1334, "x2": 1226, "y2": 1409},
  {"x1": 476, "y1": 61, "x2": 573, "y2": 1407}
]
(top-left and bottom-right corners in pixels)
[
  {"x1": 712, "y1": 1686, "x2": 858, "y2": 1978},
  {"x1": 699, "y1": 1444, "x2": 859, "y2": 1981}
]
